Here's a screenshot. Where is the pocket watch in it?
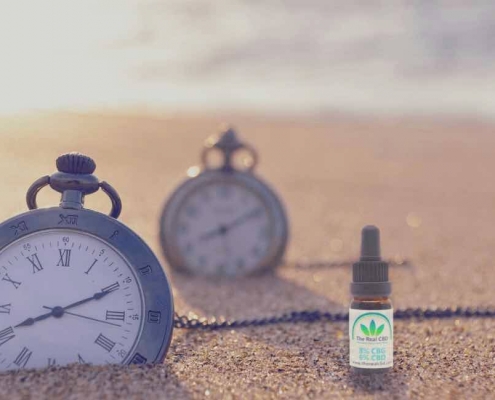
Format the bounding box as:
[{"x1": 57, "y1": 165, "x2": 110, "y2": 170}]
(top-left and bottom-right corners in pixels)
[
  {"x1": 0, "y1": 153, "x2": 174, "y2": 371},
  {"x1": 160, "y1": 128, "x2": 289, "y2": 276}
]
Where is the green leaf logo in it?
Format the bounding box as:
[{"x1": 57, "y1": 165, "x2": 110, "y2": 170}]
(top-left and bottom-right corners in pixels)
[
  {"x1": 360, "y1": 320, "x2": 385, "y2": 337},
  {"x1": 370, "y1": 320, "x2": 376, "y2": 336}
]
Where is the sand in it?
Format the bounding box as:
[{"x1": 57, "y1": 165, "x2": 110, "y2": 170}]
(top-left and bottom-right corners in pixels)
[{"x1": 0, "y1": 112, "x2": 494, "y2": 399}]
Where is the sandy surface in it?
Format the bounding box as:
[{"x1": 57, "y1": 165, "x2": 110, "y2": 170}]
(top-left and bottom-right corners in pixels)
[{"x1": 0, "y1": 112, "x2": 494, "y2": 399}]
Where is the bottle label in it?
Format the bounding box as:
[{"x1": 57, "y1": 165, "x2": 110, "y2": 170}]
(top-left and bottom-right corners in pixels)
[{"x1": 349, "y1": 308, "x2": 393, "y2": 369}]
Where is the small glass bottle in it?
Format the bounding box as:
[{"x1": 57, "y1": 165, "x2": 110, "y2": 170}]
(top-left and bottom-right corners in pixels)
[{"x1": 349, "y1": 226, "x2": 393, "y2": 374}]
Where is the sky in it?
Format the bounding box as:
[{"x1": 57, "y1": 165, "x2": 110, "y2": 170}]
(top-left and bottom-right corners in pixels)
[{"x1": 1, "y1": 1, "x2": 494, "y2": 118}]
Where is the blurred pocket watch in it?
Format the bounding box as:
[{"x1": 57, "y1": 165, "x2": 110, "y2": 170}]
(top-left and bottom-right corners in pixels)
[{"x1": 160, "y1": 127, "x2": 289, "y2": 277}]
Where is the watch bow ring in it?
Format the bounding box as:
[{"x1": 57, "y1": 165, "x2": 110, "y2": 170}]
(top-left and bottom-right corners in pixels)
[{"x1": 26, "y1": 153, "x2": 122, "y2": 219}]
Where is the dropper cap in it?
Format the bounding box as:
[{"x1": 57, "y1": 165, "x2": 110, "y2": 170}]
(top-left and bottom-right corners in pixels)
[{"x1": 350, "y1": 225, "x2": 391, "y2": 297}]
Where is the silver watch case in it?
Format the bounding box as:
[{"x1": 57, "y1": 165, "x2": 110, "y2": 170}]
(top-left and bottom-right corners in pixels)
[
  {"x1": 160, "y1": 168, "x2": 289, "y2": 276},
  {"x1": 0, "y1": 206, "x2": 175, "y2": 366}
]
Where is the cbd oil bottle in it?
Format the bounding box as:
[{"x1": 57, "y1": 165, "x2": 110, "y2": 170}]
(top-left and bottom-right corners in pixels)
[{"x1": 349, "y1": 225, "x2": 393, "y2": 374}]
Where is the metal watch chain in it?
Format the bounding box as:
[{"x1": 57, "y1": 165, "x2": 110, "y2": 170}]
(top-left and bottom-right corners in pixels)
[{"x1": 174, "y1": 258, "x2": 495, "y2": 330}]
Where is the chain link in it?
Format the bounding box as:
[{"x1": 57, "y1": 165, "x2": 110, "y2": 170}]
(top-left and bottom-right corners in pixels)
[
  {"x1": 174, "y1": 306, "x2": 495, "y2": 330},
  {"x1": 286, "y1": 257, "x2": 410, "y2": 269},
  {"x1": 174, "y1": 257, "x2": 494, "y2": 330}
]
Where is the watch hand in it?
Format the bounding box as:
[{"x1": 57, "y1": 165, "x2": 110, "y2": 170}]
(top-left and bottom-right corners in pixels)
[
  {"x1": 226, "y1": 207, "x2": 263, "y2": 231},
  {"x1": 199, "y1": 207, "x2": 263, "y2": 241},
  {"x1": 14, "y1": 311, "x2": 53, "y2": 328},
  {"x1": 14, "y1": 289, "x2": 113, "y2": 328},
  {"x1": 199, "y1": 225, "x2": 227, "y2": 242},
  {"x1": 42, "y1": 306, "x2": 121, "y2": 327},
  {"x1": 61, "y1": 289, "x2": 111, "y2": 312}
]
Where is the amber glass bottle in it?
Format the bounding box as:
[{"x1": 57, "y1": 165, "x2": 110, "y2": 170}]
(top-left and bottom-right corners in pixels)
[{"x1": 349, "y1": 226, "x2": 393, "y2": 374}]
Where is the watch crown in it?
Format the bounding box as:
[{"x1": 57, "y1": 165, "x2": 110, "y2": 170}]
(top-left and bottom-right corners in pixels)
[
  {"x1": 214, "y1": 127, "x2": 243, "y2": 152},
  {"x1": 56, "y1": 152, "x2": 96, "y2": 175}
]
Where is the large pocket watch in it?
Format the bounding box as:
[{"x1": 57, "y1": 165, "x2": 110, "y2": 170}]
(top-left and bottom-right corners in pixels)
[
  {"x1": 0, "y1": 153, "x2": 174, "y2": 371},
  {"x1": 160, "y1": 128, "x2": 289, "y2": 276}
]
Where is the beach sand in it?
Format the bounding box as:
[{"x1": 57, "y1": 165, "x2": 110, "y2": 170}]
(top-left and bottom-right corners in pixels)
[{"x1": 0, "y1": 112, "x2": 494, "y2": 399}]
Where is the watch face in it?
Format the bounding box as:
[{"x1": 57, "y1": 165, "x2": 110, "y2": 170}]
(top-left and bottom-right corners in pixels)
[
  {"x1": 161, "y1": 172, "x2": 288, "y2": 276},
  {"x1": 0, "y1": 229, "x2": 143, "y2": 370}
]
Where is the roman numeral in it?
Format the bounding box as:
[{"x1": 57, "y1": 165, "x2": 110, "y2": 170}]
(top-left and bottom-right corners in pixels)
[
  {"x1": 27, "y1": 253, "x2": 43, "y2": 274},
  {"x1": 2, "y1": 274, "x2": 21, "y2": 289},
  {"x1": 139, "y1": 265, "x2": 152, "y2": 275},
  {"x1": 0, "y1": 304, "x2": 11, "y2": 314},
  {"x1": 85, "y1": 259, "x2": 98, "y2": 275},
  {"x1": 13, "y1": 347, "x2": 32, "y2": 368},
  {"x1": 94, "y1": 333, "x2": 115, "y2": 352},
  {"x1": 47, "y1": 358, "x2": 56, "y2": 366},
  {"x1": 106, "y1": 311, "x2": 125, "y2": 321},
  {"x1": 77, "y1": 353, "x2": 87, "y2": 364},
  {"x1": 130, "y1": 353, "x2": 147, "y2": 365},
  {"x1": 57, "y1": 249, "x2": 71, "y2": 267},
  {"x1": 0, "y1": 326, "x2": 15, "y2": 346},
  {"x1": 147, "y1": 311, "x2": 161, "y2": 324},
  {"x1": 101, "y1": 282, "x2": 120, "y2": 294}
]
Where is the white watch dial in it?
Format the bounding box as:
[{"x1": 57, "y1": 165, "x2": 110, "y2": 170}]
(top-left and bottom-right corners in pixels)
[
  {"x1": 173, "y1": 181, "x2": 273, "y2": 275},
  {"x1": 0, "y1": 230, "x2": 143, "y2": 370}
]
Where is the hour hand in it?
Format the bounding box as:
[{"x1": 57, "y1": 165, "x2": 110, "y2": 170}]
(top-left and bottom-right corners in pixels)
[
  {"x1": 15, "y1": 310, "x2": 53, "y2": 328},
  {"x1": 14, "y1": 289, "x2": 113, "y2": 328},
  {"x1": 15, "y1": 318, "x2": 35, "y2": 328},
  {"x1": 199, "y1": 225, "x2": 227, "y2": 242}
]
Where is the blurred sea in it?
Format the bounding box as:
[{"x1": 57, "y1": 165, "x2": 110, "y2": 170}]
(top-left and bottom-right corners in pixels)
[{"x1": 1, "y1": 0, "x2": 495, "y2": 118}]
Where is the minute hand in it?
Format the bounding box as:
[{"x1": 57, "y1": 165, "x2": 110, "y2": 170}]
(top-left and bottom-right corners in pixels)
[
  {"x1": 14, "y1": 290, "x2": 111, "y2": 328},
  {"x1": 61, "y1": 290, "x2": 110, "y2": 312},
  {"x1": 199, "y1": 207, "x2": 263, "y2": 241},
  {"x1": 224, "y1": 207, "x2": 263, "y2": 231}
]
